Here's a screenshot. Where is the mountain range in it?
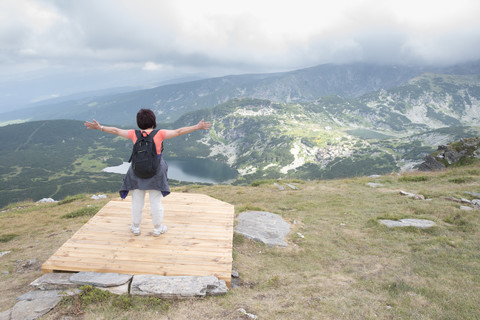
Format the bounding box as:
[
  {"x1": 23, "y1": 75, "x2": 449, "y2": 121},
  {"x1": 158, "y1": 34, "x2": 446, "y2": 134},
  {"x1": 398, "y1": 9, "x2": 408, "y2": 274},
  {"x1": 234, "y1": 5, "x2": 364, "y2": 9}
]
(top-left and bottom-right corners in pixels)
[
  {"x1": 2, "y1": 61, "x2": 480, "y2": 126},
  {"x1": 1, "y1": 61, "x2": 480, "y2": 207}
]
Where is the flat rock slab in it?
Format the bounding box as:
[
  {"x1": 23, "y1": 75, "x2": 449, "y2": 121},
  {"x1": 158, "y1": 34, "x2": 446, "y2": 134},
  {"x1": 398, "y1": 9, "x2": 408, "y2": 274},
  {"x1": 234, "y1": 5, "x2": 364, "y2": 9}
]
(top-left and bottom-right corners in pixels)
[
  {"x1": 399, "y1": 190, "x2": 425, "y2": 200},
  {"x1": 10, "y1": 297, "x2": 62, "y2": 320},
  {"x1": 17, "y1": 289, "x2": 80, "y2": 301},
  {"x1": 235, "y1": 211, "x2": 290, "y2": 247},
  {"x1": 273, "y1": 183, "x2": 284, "y2": 191},
  {"x1": 367, "y1": 182, "x2": 384, "y2": 188},
  {"x1": 30, "y1": 273, "x2": 78, "y2": 290},
  {"x1": 131, "y1": 275, "x2": 227, "y2": 298},
  {"x1": 464, "y1": 191, "x2": 480, "y2": 198},
  {"x1": 96, "y1": 282, "x2": 130, "y2": 295},
  {"x1": 69, "y1": 272, "x2": 132, "y2": 287},
  {"x1": 379, "y1": 218, "x2": 435, "y2": 228},
  {"x1": 0, "y1": 310, "x2": 11, "y2": 320}
]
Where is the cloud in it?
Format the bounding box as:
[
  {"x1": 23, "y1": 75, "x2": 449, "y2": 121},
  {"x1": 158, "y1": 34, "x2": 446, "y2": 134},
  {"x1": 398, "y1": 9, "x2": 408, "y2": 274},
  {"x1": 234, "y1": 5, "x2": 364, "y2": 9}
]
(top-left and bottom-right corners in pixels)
[
  {"x1": 0, "y1": 0, "x2": 479, "y2": 110},
  {"x1": 142, "y1": 61, "x2": 165, "y2": 71},
  {"x1": 2, "y1": 0, "x2": 479, "y2": 70}
]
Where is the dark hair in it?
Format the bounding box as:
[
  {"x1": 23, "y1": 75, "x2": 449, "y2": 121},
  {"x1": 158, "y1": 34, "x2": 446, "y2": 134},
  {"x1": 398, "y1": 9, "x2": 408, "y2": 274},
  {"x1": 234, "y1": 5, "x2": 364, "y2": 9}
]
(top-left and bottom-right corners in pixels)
[{"x1": 136, "y1": 108, "x2": 156, "y2": 130}]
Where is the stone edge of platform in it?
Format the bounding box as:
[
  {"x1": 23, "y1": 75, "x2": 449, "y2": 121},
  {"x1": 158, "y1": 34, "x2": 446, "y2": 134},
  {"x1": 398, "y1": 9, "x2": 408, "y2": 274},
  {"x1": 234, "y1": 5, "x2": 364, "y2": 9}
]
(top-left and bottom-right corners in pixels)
[{"x1": 1, "y1": 272, "x2": 228, "y2": 320}]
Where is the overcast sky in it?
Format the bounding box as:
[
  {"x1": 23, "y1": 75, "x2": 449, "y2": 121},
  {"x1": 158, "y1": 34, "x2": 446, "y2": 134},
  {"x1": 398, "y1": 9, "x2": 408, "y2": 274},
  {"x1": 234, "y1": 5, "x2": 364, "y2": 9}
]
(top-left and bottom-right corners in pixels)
[{"x1": 1, "y1": 0, "x2": 480, "y2": 110}]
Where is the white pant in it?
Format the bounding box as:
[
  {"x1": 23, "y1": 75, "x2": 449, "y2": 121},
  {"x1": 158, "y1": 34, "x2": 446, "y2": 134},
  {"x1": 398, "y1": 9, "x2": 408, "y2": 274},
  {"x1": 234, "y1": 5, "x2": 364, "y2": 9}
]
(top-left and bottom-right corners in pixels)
[{"x1": 131, "y1": 189, "x2": 164, "y2": 229}]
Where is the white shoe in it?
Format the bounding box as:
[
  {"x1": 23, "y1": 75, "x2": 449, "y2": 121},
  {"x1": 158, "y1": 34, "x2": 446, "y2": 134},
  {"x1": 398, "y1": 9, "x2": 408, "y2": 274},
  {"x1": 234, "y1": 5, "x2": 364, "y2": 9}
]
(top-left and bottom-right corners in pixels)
[
  {"x1": 153, "y1": 225, "x2": 167, "y2": 237},
  {"x1": 130, "y1": 225, "x2": 140, "y2": 236}
]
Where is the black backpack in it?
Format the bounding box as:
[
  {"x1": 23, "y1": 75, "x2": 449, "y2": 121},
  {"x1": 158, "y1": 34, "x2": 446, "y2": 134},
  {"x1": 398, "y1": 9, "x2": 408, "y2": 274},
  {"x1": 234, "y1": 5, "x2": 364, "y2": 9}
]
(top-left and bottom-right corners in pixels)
[{"x1": 128, "y1": 130, "x2": 161, "y2": 179}]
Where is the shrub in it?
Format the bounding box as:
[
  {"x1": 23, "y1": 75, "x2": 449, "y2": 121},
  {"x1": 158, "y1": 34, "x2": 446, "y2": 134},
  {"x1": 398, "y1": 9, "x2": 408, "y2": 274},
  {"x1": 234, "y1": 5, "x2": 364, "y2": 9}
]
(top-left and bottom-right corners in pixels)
[
  {"x1": 57, "y1": 194, "x2": 85, "y2": 205},
  {"x1": 399, "y1": 176, "x2": 429, "y2": 182},
  {"x1": 250, "y1": 179, "x2": 274, "y2": 187},
  {"x1": 448, "y1": 177, "x2": 475, "y2": 184},
  {"x1": 0, "y1": 233, "x2": 18, "y2": 243}
]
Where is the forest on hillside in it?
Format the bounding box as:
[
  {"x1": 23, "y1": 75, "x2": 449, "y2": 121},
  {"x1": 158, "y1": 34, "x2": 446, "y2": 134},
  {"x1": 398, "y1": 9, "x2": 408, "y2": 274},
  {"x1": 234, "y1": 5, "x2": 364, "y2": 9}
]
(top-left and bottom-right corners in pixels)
[{"x1": 0, "y1": 120, "x2": 129, "y2": 208}]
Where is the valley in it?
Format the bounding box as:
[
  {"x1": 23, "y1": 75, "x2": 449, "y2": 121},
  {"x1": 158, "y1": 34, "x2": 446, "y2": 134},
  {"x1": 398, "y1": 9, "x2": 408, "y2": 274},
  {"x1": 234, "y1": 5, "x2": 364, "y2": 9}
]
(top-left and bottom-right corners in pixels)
[{"x1": 1, "y1": 62, "x2": 480, "y2": 207}]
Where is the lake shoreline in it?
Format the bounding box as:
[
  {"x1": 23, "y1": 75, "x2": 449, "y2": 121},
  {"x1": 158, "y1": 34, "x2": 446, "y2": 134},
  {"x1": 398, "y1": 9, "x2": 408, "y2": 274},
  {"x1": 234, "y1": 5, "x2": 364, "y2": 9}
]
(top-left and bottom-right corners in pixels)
[{"x1": 103, "y1": 158, "x2": 238, "y2": 184}]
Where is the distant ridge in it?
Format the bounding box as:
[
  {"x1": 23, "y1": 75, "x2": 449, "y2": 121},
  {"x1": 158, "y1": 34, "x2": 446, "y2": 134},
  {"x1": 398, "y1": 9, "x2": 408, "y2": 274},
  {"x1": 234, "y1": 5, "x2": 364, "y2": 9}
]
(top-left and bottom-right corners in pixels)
[{"x1": 2, "y1": 61, "x2": 479, "y2": 126}]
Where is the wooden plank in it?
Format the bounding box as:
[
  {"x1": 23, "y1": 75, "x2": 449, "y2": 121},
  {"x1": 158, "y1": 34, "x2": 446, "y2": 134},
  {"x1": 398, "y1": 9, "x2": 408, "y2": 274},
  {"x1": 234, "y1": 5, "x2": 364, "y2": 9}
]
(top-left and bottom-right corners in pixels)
[
  {"x1": 88, "y1": 220, "x2": 234, "y2": 227},
  {"x1": 42, "y1": 261, "x2": 232, "y2": 281},
  {"x1": 46, "y1": 252, "x2": 233, "y2": 267},
  {"x1": 42, "y1": 258, "x2": 231, "y2": 276},
  {"x1": 65, "y1": 238, "x2": 233, "y2": 250},
  {"x1": 42, "y1": 192, "x2": 234, "y2": 287},
  {"x1": 54, "y1": 244, "x2": 233, "y2": 258}
]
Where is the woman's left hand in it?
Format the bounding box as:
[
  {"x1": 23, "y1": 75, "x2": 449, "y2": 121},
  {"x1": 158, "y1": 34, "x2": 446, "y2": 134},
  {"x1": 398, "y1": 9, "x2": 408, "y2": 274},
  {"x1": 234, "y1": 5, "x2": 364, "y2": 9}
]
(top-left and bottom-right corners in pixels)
[
  {"x1": 197, "y1": 119, "x2": 211, "y2": 130},
  {"x1": 84, "y1": 119, "x2": 103, "y2": 131}
]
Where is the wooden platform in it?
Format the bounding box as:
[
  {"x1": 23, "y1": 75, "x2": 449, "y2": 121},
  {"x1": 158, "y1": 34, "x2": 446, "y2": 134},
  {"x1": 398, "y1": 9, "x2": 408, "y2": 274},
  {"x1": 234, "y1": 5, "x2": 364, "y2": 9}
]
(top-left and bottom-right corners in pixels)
[{"x1": 42, "y1": 192, "x2": 234, "y2": 287}]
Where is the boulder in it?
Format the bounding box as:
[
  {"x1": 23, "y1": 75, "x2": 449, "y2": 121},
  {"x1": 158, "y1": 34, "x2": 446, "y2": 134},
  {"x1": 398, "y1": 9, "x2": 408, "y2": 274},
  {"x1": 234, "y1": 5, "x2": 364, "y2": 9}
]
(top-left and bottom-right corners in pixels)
[
  {"x1": 15, "y1": 259, "x2": 39, "y2": 273},
  {"x1": 413, "y1": 194, "x2": 425, "y2": 200},
  {"x1": 444, "y1": 150, "x2": 465, "y2": 164},
  {"x1": 419, "y1": 138, "x2": 480, "y2": 171},
  {"x1": 35, "y1": 198, "x2": 57, "y2": 203},
  {"x1": 472, "y1": 199, "x2": 480, "y2": 209},
  {"x1": 91, "y1": 194, "x2": 107, "y2": 200},
  {"x1": 418, "y1": 155, "x2": 445, "y2": 172},
  {"x1": 235, "y1": 211, "x2": 290, "y2": 247},
  {"x1": 130, "y1": 275, "x2": 227, "y2": 298},
  {"x1": 238, "y1": 308, "x2": 258, "y2": 319}
]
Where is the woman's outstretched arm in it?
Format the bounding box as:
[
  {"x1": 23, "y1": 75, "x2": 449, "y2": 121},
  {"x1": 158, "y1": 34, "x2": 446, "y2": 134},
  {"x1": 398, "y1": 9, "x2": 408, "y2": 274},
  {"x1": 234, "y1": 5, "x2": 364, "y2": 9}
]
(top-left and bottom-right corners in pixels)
[
  {"x1": 84, "y1": 119, "x2": 130, "y2": 139},
  {"x1": 164, "y1": 119, "x2": 211, "y2": 140}
]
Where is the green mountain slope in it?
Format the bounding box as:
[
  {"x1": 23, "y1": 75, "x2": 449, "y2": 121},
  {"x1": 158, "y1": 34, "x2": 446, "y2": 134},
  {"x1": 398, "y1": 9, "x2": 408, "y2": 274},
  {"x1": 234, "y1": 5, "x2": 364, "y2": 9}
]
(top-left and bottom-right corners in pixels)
[
  {"x1": 167, "y1": 73, "x2": 480, "y2": 181},
  {"x1": 2, "y1": 71, "x2": 480, "y2": 207},
  {"x1": 0, "y1": 120, "x2": 130, "y2": 208}
]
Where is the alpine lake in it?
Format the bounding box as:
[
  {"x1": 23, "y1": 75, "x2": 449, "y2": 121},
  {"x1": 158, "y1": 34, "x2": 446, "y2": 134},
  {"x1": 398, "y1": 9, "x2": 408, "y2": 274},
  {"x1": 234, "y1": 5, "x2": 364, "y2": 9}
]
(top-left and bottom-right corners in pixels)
[{"x1": 103, "y1": 157, "x2": 238, "y2": 184}]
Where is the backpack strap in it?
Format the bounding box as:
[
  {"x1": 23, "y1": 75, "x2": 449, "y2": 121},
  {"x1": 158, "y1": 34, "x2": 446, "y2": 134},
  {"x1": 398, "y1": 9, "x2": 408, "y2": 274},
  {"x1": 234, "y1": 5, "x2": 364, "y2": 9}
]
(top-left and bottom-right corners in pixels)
[
  {"x1": 138, "y1": 129, "x2": 159, "y2": 139},
  {"x1": 141, "y1": 130, "x2": 161, "y2": 154},
  {"x1": 133, "y1": 129, "x2": 159, "y2": 139}
]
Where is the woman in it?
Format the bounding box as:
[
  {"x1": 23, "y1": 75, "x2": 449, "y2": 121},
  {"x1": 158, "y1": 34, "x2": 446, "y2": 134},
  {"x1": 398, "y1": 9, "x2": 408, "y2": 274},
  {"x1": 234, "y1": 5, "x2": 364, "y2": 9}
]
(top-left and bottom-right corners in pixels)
[{"x1": 84, "y1": 108, "x2": 211, "y2": 237}]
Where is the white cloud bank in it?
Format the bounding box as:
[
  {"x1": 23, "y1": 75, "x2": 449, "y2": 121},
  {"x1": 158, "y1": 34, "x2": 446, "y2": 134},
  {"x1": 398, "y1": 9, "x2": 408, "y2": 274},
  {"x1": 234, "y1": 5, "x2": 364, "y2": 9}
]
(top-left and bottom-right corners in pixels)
[{"x1": 0, "y1": 0, "x2": 479, "y2": 109}]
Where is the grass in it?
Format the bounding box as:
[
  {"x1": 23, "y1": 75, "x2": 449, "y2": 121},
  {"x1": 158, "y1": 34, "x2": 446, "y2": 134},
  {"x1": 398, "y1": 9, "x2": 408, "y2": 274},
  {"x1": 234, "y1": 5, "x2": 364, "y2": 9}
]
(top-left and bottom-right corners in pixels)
[
  {"x1": 1, "y1": 163, "x2": 480, "y2": 319},
  {"x1": 0, "y1": 234, "x2": 18, "y2": 243},
  {"x1": 57, "y1": 194, "x2": 86, "y2": 205},
  {"x1": 61, "y1": 206, "x2": 101, "y2": 219},
  {"x1": 58, "y1": 285, "x2": 171, "y2": 317}
]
